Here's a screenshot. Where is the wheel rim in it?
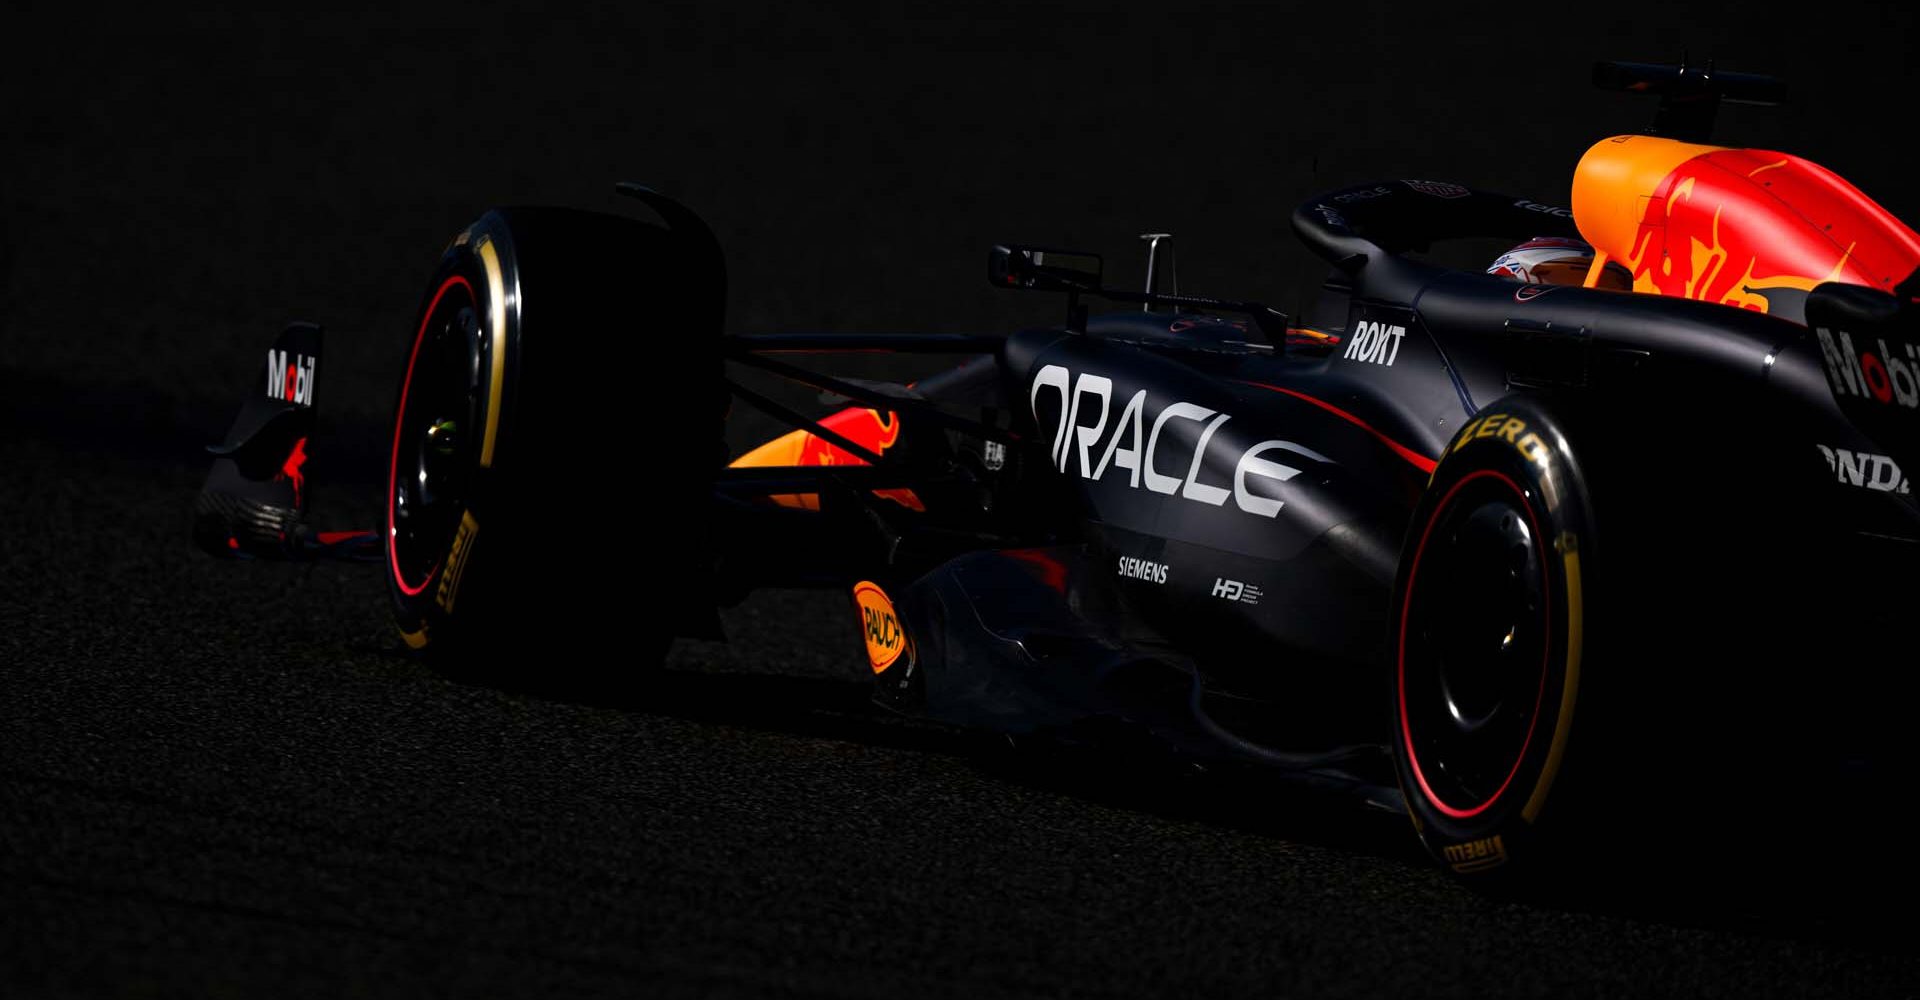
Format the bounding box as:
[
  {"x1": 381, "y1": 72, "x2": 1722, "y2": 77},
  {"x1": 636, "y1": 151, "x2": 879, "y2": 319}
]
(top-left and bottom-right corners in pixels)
[
  {"x1": 389, "y1": 274, "x2": 484, "y2": 597},
  {"x1": 1398, "y1": 468, "x2": 1552, "y2": 819}
]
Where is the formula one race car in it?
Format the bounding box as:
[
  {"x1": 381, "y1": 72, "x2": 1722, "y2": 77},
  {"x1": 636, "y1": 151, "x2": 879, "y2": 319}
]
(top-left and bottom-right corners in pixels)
[{"x1": 193, "y1": 61, "x2": 1920, "y2": 878}]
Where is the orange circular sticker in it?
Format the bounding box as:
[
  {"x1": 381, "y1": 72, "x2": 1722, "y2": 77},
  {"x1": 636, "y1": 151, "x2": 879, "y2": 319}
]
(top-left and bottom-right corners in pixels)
[{"x1": 852, "y1": 580, "x2": 907, "y2": 673}]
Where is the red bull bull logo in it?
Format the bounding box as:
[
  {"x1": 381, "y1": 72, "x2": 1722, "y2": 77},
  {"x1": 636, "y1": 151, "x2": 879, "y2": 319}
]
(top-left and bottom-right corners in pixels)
[
  {"x1": 1572, "y1": 135, "x2": 1920, "y2": 318},
  {"x1": 798, "y1": 408, "x2": 902, "y2": 465},
  {"x1": 1624, "y1": 150, "x2": 1863, "y2": 313},
  {"x1": 728, "y1": 407, "x2": 924, "y2": 512}
]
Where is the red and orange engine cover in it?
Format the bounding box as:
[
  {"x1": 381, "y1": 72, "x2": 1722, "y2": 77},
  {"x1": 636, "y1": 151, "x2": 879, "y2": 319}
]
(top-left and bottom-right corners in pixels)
[{"x1": 1571, "y1": 134, "x2": 1920, "y2": 315}]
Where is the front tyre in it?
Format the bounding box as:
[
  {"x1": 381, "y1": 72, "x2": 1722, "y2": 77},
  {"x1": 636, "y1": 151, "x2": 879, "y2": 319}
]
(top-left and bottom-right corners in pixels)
[
  {"x1": 1391, "y1": 395, "x2": 1598, "y2": 878},
  {"x1": 386, "y1": 206, "x2": 724, "y2": 680}
]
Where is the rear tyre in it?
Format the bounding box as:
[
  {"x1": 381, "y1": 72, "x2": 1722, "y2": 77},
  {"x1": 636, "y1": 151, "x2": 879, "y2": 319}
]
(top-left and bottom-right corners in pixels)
[
  {"x1": 385, "y1": 206, "x2": 725, "y2": 685},
  {"x1": 1390, "y1": 394, "x2": 1604, "y2": 879}
]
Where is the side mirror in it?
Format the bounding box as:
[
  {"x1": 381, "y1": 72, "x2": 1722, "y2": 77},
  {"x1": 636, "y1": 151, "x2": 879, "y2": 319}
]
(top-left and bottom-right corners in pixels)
[{"x1": 987, "y1": 245, "x2": 1103, "y2": 293}]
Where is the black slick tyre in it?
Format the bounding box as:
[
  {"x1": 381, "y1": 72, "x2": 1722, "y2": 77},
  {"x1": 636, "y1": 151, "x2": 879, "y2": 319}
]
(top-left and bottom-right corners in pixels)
[
  {"x1": 1390, "y1": 393, "x2": 1601, "y2": 879},
  {"x1": 385, "y1": 205, "x2": 724, "y2": 682}
]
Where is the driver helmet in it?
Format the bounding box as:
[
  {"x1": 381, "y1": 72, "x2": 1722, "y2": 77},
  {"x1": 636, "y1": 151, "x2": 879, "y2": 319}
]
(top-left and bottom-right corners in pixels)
[{"x1": 1487, "y1": 236, "x2": 1632, "y2": 291}]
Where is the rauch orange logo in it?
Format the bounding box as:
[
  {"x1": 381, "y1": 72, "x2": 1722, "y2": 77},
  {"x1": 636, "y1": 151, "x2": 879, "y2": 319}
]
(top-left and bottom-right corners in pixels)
[{"x1": 852, "y1": 580, "x2": 907, "y2": 673}]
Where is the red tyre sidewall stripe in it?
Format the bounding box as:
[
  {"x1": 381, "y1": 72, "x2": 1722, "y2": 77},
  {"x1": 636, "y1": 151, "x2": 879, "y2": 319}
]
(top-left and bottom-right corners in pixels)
[
  {"x1": 389, "y1": 274, "x2": 475, "y2": 598},
  {"x1": 1397, "y1": 467, "x2": 1553, "y2": 821}
]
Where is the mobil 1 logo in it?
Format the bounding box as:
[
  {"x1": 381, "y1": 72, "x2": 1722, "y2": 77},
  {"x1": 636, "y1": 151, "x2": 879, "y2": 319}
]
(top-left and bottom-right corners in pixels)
[
  {"x1": 1816, "y1": 325, "x2": 1920, "y2": 412},
  {"x1": 268, "y1": 348, "x2": 317, "y2": 406},
  {"x1": 1342, "y1": 305, "x2": 1416, "y2": 368}
]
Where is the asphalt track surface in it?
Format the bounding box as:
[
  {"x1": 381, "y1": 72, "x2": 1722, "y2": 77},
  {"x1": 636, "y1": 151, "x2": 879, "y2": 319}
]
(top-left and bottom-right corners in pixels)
[{"x1": 6, "y1": 6, "x2": 1920, "y2": 997}]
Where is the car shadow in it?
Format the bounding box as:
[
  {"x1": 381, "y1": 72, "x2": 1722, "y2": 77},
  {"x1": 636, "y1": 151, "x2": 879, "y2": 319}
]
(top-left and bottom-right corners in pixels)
[{"x1": 428, "y1": 638, "x2": 1916, "y2": 955}]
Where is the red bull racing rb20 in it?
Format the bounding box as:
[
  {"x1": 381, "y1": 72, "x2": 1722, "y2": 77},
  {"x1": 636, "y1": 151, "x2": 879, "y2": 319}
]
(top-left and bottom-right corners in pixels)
[{"x1": 194, "y1": 62, "x2": 1920, "y2": 878}]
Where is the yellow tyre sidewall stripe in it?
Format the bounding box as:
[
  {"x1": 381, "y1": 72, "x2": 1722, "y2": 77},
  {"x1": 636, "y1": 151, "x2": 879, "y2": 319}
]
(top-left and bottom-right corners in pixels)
[
  {"x1": 477, "y1": 236, "x2": 508, "y2": 469},
  {"x1": 1521, "y1": 538, "x2": 1583, "y2": 824}
]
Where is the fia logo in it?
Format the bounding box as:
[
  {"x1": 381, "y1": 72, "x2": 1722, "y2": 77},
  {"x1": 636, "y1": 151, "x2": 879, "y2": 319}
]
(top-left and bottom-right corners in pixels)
[{"x1": 983, "y1": 440, "x2": 1007, "y2": 471}]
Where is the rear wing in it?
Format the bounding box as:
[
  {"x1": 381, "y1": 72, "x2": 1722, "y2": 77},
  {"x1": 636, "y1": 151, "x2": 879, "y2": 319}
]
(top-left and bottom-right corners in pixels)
[{"x1": 1593, "y1": 58, "x2": 1788, "y2": 143}]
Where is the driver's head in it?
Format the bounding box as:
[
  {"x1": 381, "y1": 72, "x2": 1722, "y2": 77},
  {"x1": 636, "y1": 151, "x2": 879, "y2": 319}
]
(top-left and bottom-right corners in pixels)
[{"x1": 1488, "y1": 236, "x2": 1632, "y2": 291}]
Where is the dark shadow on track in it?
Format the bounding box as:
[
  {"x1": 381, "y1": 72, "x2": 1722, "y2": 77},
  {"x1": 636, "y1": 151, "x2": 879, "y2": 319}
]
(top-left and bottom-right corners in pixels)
[
  {"x1": 1486, "y1": 760, "x2": 1918, "y2": 951},
  {"x1": 447, "y1": 648, "x2": 1918, "y2": 959}
]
